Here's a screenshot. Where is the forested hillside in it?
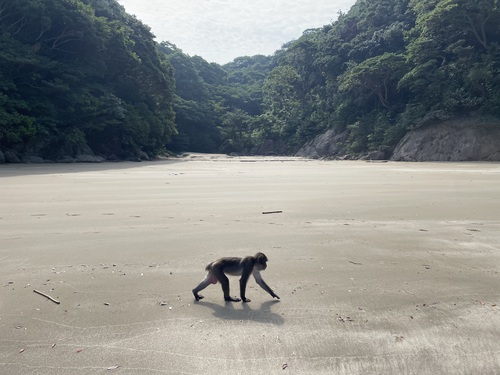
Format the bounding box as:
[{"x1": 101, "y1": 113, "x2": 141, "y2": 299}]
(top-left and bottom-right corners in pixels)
[
  {"x1": 272, "y1": 0, "x2": 500, "y2": 155},
  {"x1": 159, "y1": 44, "x2": 282, "y2": 154},
  {"x1": 0, "y1": 0, "x2": 176, "y2": 161},
  {"x1": 1, "y1": 0, "x2": 499, "y2": 162},
  {"x1": 219, "y1": 0, "x2": 499, "y2": 156}
]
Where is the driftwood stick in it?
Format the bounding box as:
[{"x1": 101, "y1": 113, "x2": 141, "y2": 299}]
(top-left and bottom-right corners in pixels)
[
  {"x1": 262, "y1": 210, "x2": 283, "y2": 215},
  {"x1": 33, "y1": 289, "x2": 60, "y2": 304}
]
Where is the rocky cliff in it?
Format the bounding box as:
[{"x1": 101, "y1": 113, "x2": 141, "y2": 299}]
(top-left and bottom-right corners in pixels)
[
  {"x1": 295, "y1": 129, "x2": 348, "y2": 159},
  {"x1": 295, "y1": 129, "x2": 386, "y2": 160},
  {"x1": 295, "y1": 117, "x2": 500, "y2": 161},
  {"x1": 391, "y1": 117, "x2": 500, "y2": 161}
]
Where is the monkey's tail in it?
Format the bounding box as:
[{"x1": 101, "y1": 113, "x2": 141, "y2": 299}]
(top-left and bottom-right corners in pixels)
[{"x1": 204, "y1": 262, "x2": 214, "y2": 271}]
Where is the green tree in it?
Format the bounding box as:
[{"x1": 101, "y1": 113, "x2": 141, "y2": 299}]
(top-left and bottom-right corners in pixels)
[
  {"x1": 218, "y1": 109, "x2": 253, "y2": 153},
  {"x1": 401, "y1": 0, "x2": 500, "y2": 126},
  {"x1": 339, "y1": 53, "x2": 407, "y2": 109},
  {"x1": 262, "y1": 66, "x2": 302, "y2": 143}
]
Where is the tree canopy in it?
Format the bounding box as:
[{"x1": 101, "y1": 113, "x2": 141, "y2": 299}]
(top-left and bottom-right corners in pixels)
[{"x1": 1, "y1": 0, "x2": 175, "y2": 160}]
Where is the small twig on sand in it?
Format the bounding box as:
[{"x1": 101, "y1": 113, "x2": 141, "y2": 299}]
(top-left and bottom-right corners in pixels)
[
  {"x1": 349, "y1": 261, "x2": 362, "y2": 265},
  {"x1": 33, "y1": 289, "x2": 60, "y2": 304},
  {"x1": 262, "y1": 210, "x2": 283, "y2": 215}
]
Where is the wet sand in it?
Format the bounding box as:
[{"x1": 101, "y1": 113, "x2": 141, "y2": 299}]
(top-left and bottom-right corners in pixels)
[{"x1": 1, "y1": 155, "x2": 500, "y2": 374}]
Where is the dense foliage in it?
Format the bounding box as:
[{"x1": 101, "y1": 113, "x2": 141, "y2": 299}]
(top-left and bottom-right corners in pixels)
[
  {"x1": 164, "y1": 0, "x2": 499, "y2": 155},
  {"x1": 0, "y1": 0, "x2": 175, "y2": 159},
  {"x1": 160, "y1": 44, "x2": 279, "y2": 154},
  {"x1": 237, "y1": 0, "x2": 500, "y2": 154},
  {"x1": 1, "y1": 0, "x2": 499, "y2": 159}
]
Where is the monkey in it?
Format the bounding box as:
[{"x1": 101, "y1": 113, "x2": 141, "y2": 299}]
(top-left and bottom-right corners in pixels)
[{"x1": 192, "y1": 252, "x2": 280, "y2": 302}]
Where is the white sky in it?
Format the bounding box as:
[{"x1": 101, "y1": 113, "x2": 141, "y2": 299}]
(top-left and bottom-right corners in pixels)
[{"x1": 116, "y1": 0, "x2": 356, "y2": 64}]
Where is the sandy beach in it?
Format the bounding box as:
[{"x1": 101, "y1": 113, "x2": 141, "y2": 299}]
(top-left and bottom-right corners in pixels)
[{"x1": 1, "y1": 155, "x2": 499, "y2": 374}]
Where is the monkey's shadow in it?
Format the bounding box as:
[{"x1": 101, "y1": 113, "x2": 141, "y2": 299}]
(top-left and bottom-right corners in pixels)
[{"x1": 195, "y1": 299, "x2": 284, "y2": 325}]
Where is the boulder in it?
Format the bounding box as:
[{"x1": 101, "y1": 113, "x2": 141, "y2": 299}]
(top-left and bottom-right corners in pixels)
[
  {"x1": 392, "y1": 117, "x2": 500, "y2": 161},
  {"x1": 295, "y1": 129, "x2": 346, "y2": 159},
  {"x1": 256, "y1": 139, "x2": 276, "y2": 155},
  {"x1": 22, "y1": 155, "x2": 46, "y2": 163},
  {"x1": 4, "y1": 150, "x2": 22, "y2": 163},
  {"x1": 362, "y1": 151, "x2": 387, "y2": 160},
  {"x1": 56, "y1": 156, "x2": 76, "y2": 163},
  {"x1": 261, "y1": 139, "x2": 284, "y2": 155},
  {"x1": 75, "y1": 154, "x2": 105, "y2": 163},
  {"x1": 137, "y1": 150, "x2": 150, "y2": 161},
  {"x1": 81, "y1": 144, "x2": 95, "y2": 155}
]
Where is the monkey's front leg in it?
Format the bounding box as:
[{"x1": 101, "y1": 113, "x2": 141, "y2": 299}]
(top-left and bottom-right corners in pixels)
[
  {"x1": 219, "y1": 274, "x2": 241, "y2": 302},
  {"x1": 224, "y1": 296, "x2": 242, "y2": 302}
]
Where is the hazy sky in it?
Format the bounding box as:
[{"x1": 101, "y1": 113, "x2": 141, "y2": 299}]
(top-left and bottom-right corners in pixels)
[{"x1": 116, "y1": 0, "x2": 356, "y2": 64}]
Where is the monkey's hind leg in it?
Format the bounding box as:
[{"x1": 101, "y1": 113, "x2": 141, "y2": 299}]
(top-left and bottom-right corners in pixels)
[
  {"x1": 192, "y1": 272, "x2": 217, "y2": 301},
  {"x1": 216, "y1": 272, "x2": 241, "y2": 302}
]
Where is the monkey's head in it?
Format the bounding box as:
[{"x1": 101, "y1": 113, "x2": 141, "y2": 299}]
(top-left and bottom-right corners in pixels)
[{"x1": 254, "y1": 252, "x2": 268, "y2": 271}]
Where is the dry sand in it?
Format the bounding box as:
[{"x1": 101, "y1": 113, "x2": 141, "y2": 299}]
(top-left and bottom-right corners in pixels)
[{"x1": 1, "y1": 155, "x2": 499, "y2": 374}]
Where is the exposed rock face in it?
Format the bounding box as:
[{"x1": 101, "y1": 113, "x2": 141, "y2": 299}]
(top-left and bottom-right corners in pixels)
[
  {"x1": 137, "y1": 150, "x2": 150, "y2": 161},
  {"x1": 4, "y1": 150, "x2": 22, "y2": 163},
  {"x1": 362, "y1": 151, "x2": 387, "y2": 161},
  {"x1": 296, "y1": 117, "x2": 500, "y2": 161},
  {"x1": 74, "y1": 154, "x2": 106, "y2": 163},
  {"x1": 295, "y1": 129, "x2": 346, "y2": 159},
  {"x1": 295, "y1": 130, "x2": 387, "y2": 160},
  {"x1": 391, "y1": 118, "x2": 500, "y2": 161},
  {"x1": 253, "y1": 139, "x2": 287, "y2": 155},
  {"x1": 22, "y1": 155, "x2": 47, "y2": 163},
  {"x1": 256, "y1": 139, "x2": 277, "y2": 155}
]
